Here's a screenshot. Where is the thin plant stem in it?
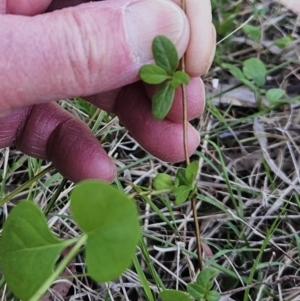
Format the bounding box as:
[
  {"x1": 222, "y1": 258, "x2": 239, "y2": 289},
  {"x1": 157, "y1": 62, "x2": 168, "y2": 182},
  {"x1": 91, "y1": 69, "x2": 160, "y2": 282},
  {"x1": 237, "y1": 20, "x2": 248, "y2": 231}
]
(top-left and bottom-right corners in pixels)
[{"x1": 180, "y1": 0, "x2": 203, "y2": 272}]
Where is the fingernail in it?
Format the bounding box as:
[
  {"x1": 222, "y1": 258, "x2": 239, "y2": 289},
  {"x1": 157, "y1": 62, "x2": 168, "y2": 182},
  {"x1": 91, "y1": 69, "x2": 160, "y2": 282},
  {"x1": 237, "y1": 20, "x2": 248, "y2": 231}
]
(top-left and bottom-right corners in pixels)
[{"x1": 125, "y1": 0, "x2": 189, "y2": 63}]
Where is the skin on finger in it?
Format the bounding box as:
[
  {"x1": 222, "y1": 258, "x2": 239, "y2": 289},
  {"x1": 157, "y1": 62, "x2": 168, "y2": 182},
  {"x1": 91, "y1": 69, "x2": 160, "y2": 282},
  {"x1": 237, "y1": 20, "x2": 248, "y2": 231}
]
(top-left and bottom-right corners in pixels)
[
  {"x1": 115, "y1": 82, "x2": 200, "y2": 162},
  {"x1": 0, "y1": 103, "x2": 116, "y2": 183},
  {"x1": 0, "y1": 0, "x2": 6, "y2": 14},
  {"x1": 172, "y1": 0, "x2": 216, "y2": 76},
  {"x1": 144, "y1": 77, "x2": 205, "y2": 123},
  {"x1": 6, "y1": 0, "x2": 52, "y2": 15},
  {"x1": 0, "y1": 0, "x2": 189, "y2": 116}
]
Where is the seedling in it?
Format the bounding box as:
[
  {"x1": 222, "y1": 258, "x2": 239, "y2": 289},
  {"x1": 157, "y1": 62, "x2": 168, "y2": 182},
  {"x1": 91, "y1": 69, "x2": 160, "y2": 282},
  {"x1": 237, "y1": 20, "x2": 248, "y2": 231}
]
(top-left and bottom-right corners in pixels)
[
  {"x1": 139, "y1": 35, "x2": 190, "y2": 119},
  {"x1": 159, "y1": 268, "x2": 220, "y2": 301}
]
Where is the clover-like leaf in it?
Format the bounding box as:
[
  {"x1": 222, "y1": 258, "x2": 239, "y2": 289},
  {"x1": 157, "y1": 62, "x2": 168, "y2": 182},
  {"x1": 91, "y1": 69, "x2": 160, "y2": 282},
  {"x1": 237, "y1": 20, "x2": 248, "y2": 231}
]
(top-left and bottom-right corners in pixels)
[
  {"x1": 159, "y1": 289, "x2": 193, "y2": 301},
  {"x1": 266, "y1": 88, "x2": 285, "y2": 103},
  {"x1": 70, "y1": 180, "x2": 140, "y2": 282},
  {"x1": 152, "y1": 81, "x2": 175, "y2": 120},
  {"x1": 174, "y1": 185, "x2": 191, "y2": 205},
  {"x1": 171, "y1": 71, "x2": 190, "y2": 88},
  {"x1": 243, "y1": 58, "x2": 266, "y2": 86},
  {"x1": 0, "y1": 201, "x2": 69, "y2": 301},
  {"x1": 139, "y1": 65, "x2": 170, "y2": 84},
  {"x1": 152, "y1": 35, "x2": 179, "y2": 74},
  {"x1": 153, "y1": 173, "x2": 174, "y2": 190}
]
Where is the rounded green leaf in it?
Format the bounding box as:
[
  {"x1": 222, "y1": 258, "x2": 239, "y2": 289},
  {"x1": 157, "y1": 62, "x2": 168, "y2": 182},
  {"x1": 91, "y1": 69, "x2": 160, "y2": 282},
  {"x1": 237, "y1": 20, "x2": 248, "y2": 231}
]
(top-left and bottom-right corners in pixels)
[
  {"x1": 243, "y1": 58, "x2": 266, "y2": 86},
  {"x1": 266, "y1": 88, "x2": 285, "y2": 103},
  {"x1": 171, "y1": 71, "x2": 190, "y2": 88},
  {"x1": 70, "y1": 180, "x2": 140, "y2": 282},
  {"x1": 152, "y1": 36, "x2": 179, "y2": 74},
  {"x1": 152, "y1": 81, "x2": 175, "y2": 120},
  {"x1": 139, "y1": 65, "x2": 170, "y2": 84},
  {"x1": 0, "y1": 201, "x2": 68, "y2": 301},
  {"x1": 159, "y1": 289, "x2": 193, "y2": 301},
  {"x1": 153, "y1": 173, "x2": 174, "y2": 190},
  {"x1": 174, "y1": 185, "x2": 191, "y2": 205}
]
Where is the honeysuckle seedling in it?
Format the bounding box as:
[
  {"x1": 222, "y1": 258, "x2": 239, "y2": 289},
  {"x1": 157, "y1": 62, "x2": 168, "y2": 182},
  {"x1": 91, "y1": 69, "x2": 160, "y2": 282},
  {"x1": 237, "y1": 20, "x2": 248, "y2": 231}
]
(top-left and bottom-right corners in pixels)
[
  {"x1": 153, "y1": 161, "x2": 199, "y2": 206},
  {"x1": 159, "y1": 268, "x2": 220, "y2": 301},
  {"x1": 139, "y1": 35, "x2": 190, "y2": 120},
  {"x1": 0, "y1": 180, "x2": 140, "y2": 301},
  {"x1": 187, "y1": 268, "x2": 220, "y2": 301}
]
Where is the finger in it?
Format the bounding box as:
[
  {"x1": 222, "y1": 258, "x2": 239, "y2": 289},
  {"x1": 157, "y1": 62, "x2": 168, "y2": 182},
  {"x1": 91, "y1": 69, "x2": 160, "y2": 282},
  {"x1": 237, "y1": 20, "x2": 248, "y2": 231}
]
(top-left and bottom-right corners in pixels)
[
  {"x1": 115, "y1": 82, "x2": 200, "y2": 162},
  {"x1": 0, "y1": 103, "x2": 116, "y2": 183},
  {"x1": 173, "y1": 0, "x2": 216, "y2": 76},
  {"x1": 0, "y1": 0, "x2": 189, "y2": 116},
  {"x1": 6, "y1": 0, "x2": 52, "y2": 15},
  {"x1": 0, "y1": 0, "x2": 6, "y2": 14}
]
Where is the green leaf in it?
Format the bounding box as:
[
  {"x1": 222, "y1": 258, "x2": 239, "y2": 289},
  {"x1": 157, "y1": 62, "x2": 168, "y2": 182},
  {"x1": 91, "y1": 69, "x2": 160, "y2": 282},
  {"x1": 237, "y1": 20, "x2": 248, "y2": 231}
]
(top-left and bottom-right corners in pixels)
[
  {"x1": 266, "y1": 88, "x2": 285, "y2": 103},
  {"x1": 171, "y1": 71, "x2": 190, "y2": 88},
  {"x1": 240, "y1": 78, "x2": 258, "y2": 92},
  {"x1": 0, "y1": 201, "x2": 68, "y2": 301},
  {"x1": 274, "y1": 36, "x2": 293, "y2": 49},
  {"x1": 175, "y1": 168, "x2": 189, "y2": 186},
  {"x1": 187, "y1": 283, "x2": 205, "y2": 298},
  {"x1": 222, "y1": 63, "x2": 245, "y2": 81},
  {"x1": 206, "y1": 290, "x2": 221, "y2": 301},
  {"x1": 152, "y1": 35, "x2": 179, "y2": 74},
  {"x1": 159, "y1": 289, "x2": 193, "y2": 301},
  {"x1": 70, "y1": 180, "x2": 140, "y2": 282},
  {"x1": 185, "y1": 161, "x2": 199, "y2": 185},
  {"x1": 243, "y1": 58, "x2": 266, "y2": 86},
  {"x1": 242, "y1": 24, "x2": 261, "y2": 42},
  {"x1": 174, "y1": 185, "x2": 191, "y2": 205},
  {"x1": 139, "y1": 65, "x2": 170, "y2": 84},
  {"x1": 196, "y1": 268, "x2": 219, "y2": 292},
  {"x1": 153, "y1": 173, "x2": 174, "y2": 190},
  {"x1": 152, "y1": 81, "x2": 175, "y2": 120}
]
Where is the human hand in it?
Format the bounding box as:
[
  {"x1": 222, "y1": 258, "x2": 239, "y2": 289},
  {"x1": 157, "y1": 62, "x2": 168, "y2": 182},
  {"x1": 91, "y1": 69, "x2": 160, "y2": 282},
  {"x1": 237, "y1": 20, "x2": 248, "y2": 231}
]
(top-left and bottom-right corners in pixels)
[{"x1": 0, "y1": 0, "x2": 216, "y2": 183}]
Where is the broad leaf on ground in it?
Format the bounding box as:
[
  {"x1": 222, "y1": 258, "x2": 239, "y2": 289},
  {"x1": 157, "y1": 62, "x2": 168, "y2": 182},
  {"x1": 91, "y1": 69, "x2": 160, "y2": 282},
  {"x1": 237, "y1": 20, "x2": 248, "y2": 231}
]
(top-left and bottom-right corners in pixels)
[
  {"x1": 243, "y1": 58, "x2": 266, "y2": 86},
  {"x1": 0, "y1": 201, "x2": 69, "y2": 301},
  {"x1": 153, "y1": 173, "x2": 174, "y2": 190},
  {"x1": 70, "y1": 180, "x2": 140, "y2": 282}
]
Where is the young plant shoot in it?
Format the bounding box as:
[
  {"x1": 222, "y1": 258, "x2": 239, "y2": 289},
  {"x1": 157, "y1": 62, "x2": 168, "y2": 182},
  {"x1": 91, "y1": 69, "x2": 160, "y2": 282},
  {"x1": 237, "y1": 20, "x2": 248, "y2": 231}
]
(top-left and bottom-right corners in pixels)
[{"x1": 139, "y1": 35, "x2": 190, "y2": 120}]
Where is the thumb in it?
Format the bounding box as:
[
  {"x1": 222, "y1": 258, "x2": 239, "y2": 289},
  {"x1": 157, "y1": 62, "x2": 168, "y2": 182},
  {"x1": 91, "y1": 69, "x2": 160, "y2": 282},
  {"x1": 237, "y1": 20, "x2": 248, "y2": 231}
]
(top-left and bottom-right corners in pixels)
[{"x1": 0, "y1": 0, "x2": 189, "y2": 116}]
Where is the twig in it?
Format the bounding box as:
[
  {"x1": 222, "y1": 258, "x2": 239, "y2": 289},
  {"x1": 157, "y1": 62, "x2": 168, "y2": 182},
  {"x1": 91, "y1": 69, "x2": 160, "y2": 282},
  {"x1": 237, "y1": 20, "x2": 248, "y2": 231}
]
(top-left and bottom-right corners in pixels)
[{"x1": 180, "y1": 0, "x2": 203, "y2": 272}]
